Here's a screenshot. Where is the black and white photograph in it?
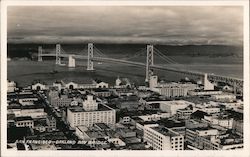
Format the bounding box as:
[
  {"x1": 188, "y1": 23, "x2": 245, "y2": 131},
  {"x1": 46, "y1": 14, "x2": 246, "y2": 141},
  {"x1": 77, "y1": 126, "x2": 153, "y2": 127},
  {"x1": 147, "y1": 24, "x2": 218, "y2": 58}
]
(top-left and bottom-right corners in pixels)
[{"x1": 1, "y1": 0, "x2": 249, "y2": 156}]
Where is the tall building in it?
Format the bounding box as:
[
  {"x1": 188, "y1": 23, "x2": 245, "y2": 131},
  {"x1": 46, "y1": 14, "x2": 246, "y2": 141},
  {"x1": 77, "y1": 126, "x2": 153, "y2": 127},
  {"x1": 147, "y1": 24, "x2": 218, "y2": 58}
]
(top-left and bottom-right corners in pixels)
[
  {"x1": 82, "y1": 95, "x2": 98, "y2": 111},
  {"x1": 46, "y1": 116, "x2": 57, "y2": 131},
  {"x1": 149, "y1": 75, "x2": 158, "y2": 90},
  {"x1": 50, "y1": 95, "x2": 73, "y2": 107},
  {"x1": 48, "y1": 90, "x2": 72, "y2": 107},
  {"x1": 203, "y1": 73, "x2": 214, "y2": 90},
  {"x1": 67, "y1": 95, "x2": 116, "y2": 128},
  {"x1": 144, "y1": 124, "x2": 184, "y2": 150}
]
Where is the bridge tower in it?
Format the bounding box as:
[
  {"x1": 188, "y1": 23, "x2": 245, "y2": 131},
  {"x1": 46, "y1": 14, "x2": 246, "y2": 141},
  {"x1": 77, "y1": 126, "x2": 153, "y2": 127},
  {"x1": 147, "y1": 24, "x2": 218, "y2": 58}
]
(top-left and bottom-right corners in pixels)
[
  {"x1": 87, "y1": 43, "x2": 94, "y2": 71},
  {"x1": 55, "y1": 44, "x2": 61, "y2": 65},
  {"x1": 68, "y1": 55, "x2": 76, "y2": 68},
  {"x1": 145, "y1": 44, "x2": 154, "y2": 82},
  {"x1": 38, "y1": 46, "x2": 43, "y2": 62}
]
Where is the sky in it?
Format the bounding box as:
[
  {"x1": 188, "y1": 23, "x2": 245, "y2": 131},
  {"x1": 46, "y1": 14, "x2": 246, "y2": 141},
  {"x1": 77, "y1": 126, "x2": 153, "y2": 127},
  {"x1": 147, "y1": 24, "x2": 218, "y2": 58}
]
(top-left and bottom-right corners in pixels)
[{"x1": 7, "y1": 6, "x2": 243, "y2": 45}]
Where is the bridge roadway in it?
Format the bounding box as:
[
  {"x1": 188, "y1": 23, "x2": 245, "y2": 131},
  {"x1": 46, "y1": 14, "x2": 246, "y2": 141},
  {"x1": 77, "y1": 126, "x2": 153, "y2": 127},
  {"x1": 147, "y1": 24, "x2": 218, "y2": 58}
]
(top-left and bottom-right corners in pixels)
[{"x1": 40, "y1": 54, "x2": 243, "y2": 88}]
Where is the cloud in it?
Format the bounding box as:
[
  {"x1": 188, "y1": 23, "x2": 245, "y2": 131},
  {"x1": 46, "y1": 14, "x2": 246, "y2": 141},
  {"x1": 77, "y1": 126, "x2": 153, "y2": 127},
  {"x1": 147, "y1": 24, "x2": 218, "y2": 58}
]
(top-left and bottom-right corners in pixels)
[{"x1": 7, "y1": 6, "x2": 243, "y2": 45}]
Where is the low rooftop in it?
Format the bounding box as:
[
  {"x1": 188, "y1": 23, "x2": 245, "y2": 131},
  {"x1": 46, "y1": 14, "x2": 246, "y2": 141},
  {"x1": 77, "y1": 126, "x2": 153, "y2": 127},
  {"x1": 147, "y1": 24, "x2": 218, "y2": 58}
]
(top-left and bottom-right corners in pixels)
[
  {"x1": 8, "y1": 103, "x2": 44, "y2": 110},
  {"x1": 92, "y1": 88, "x2": 110, "y2": 92},
  {"x1": 189, "y1": 126, "x2": 216, "y2": 131},
  {"x1": 95, "y1": 123, "x2": 110, "y2": 130},
  {"x1": 17, "y1": 94, "x2": 38, "y2": 99},
  {"x1": 85, "y1": 130, "x2": 107, "y2": 138},
  {"x1": 15, "y1": 116, "x2": 33, "y2": 121},
  {"x1": 7, "y1": 114, "x2": 16, "y2": 120},
  {"x1": 152, "y1": 126, "x2": 180, "y2": 137},
  {"x1": 193, "y1": 89, "x2": 221, "y2": 92}
]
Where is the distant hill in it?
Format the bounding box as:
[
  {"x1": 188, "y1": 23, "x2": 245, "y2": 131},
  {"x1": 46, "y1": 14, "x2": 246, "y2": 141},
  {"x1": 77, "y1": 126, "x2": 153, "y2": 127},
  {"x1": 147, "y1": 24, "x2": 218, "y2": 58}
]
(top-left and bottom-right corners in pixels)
[{"x1": 7, "y1": 43, "x2": 243, "y2": 59}]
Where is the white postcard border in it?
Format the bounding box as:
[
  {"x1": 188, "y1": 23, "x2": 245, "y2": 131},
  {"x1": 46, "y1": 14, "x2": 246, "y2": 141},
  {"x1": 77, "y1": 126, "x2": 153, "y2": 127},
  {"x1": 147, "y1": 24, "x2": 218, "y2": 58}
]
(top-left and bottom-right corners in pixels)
[{"x1": 1, "y1": 1, "x2": 249, "y2": 157}]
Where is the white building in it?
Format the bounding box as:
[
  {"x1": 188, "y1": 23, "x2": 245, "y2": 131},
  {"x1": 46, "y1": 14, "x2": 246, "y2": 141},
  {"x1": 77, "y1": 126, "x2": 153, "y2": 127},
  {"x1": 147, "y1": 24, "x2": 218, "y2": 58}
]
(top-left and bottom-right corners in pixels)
[
  {"x1": 204, "y1": 116, "x2": 233, "y2": 129},
  {"x1": 114, "y1": 77, "x2": 131, "y2": 89},
  {"x1": 31, "y1": 83, "x2": 47, "y2": 90},
  {"x1": 148, "y1": 75, "x2": 199, "y2": 97},
  {"x1": 15, "y1": 116, "x2": 34, "y2": 128},
  {"x1": 82, "y1": 95, "x2": 98, "y2": 111},
  {"x1": 18, "y1": 97, "x2": 38, "y2": 106},
  {"x1": 138, "y1": 113, "x2": 171, "y2": 122},
  {"x1": 176, "y1": 108, "x2": 193, "y2": 119},
  {"x1": 203, "y1": 73, "x2": 214, "y2": 90},
  {"x1": 194, "y1": 107, "x2": 220, "y2": 115},
  {"x1": 50, "y1": 95, "x2": 72, "y2": 107},
  {"x1": 154, "y1": 86, "x2": 188, "y2": 97},
  {"x1": 220, "y1": 101, "x2": 243, "y2": 111},
  {"x1": 119, "y1": 116, "x2": 132, "y2": 124},
  {"x1": 8, "y1": 108, "x2": 47, "y2": 119},
  {"x1": 77, "y1": 80, "x2": 109, "y2": 89},
  {"x1": 68, "y1": 55, "x2": 76, "y2": 68},
  {"x1": 194, "y1": 102, "x2": 221, "y2": 115},
  {"x1": 115, "y1": 77, "x2": 122, "y2": 87},
  {"x1": 222, "y1": 85, "x2": 233, "y2": 92},
  {"x1": 67, "y1": 95, "x2": 116, "y2": 128},
  {"x1": 211, "y1": 94, "x2": 236, "y2": 102},
  {"x1": 188, "y1": 90, "x2": 222, "y2": 96},
  {"x1": 65, "y1": 82, "x2": 78, "y2": 89},
  {"x1": 144, "y1": 125, "x2": 184, "y2": 150},
  {"x1": 159, "y1": 100, "x2": 194, "y2": 116},
  {"x1": 71, "y1": 100, "x2": 79, "y2": 106},
  {"x1": 78, "y1": 83, "x2": 96, "y2": 89},
  {"x1": 149, "y1": 75, "x2": 158, "y2": 91},
  {"x1": 95, "y1": 81, "x2": 109, "y2": 88}
]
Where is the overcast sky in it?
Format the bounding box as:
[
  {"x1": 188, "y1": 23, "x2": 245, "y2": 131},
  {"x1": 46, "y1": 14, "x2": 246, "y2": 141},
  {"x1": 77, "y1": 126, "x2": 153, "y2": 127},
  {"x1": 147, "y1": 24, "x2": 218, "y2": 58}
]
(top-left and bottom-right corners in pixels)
[{"x1": 7, "y1": 6, "x2": 243, "y2": 45}]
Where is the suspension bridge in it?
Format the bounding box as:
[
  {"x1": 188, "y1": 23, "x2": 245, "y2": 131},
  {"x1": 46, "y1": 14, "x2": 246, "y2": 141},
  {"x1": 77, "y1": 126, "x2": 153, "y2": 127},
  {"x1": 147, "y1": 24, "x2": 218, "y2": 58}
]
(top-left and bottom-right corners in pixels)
[{"x1": 37, "y1": 43, "x2": 243, "y2": 93}]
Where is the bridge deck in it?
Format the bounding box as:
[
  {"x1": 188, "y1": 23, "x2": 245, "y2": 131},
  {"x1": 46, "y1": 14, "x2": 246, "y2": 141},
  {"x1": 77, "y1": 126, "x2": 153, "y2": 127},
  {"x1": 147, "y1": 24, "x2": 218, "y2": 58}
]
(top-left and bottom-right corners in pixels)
[{"x1": 40, "y1": 53, "x2": 243, "y2": 87}]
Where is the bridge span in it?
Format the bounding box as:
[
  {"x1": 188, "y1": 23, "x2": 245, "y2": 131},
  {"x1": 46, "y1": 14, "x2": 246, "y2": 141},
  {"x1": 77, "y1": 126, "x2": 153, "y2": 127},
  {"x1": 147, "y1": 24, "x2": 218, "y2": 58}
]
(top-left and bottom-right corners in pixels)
[{"x1": 40, "y1": 53, "x2": 243, "y2": 90}]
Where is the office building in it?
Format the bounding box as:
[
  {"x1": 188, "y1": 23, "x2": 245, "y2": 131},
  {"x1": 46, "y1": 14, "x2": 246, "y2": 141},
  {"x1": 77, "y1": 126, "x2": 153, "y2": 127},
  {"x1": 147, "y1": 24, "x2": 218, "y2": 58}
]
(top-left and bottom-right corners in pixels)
[{"x1": 67, "y1": 95, "x2": 116, "y2": 128}]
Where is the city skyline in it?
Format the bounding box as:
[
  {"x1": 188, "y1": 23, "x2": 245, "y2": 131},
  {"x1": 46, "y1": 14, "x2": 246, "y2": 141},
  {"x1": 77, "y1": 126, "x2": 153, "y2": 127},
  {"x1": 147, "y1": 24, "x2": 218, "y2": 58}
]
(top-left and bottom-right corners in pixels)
[{"x1": 7, "y1": 6, "x2": 243, "y2": 45}]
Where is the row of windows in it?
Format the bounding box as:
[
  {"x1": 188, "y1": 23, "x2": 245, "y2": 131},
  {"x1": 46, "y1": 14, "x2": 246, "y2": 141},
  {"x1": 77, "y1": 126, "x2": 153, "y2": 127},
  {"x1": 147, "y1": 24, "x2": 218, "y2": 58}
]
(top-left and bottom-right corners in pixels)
[
  {"x1": 144, "y1": 131, "x2": 163, "y2": 146},
  {"x1": 171, "y1": 145, "x2": 183, "y2": 148},
  {"x1": 74, "y1": 118, "x2": 114, "y2": 123},
  {"x1": 74, "y1": 115, "x2": 111, "y2": 120},
  {"x1": 171, "y1": 137, "x2": 183, "y2": 141},
  {"x1": 75, "y1": 117, "x2": 114, "y2": 121},
  {"x1": 20, "y1": 99, "x2": 37, "y2": 102},
  {"x1": 73, "y1": 117, "x2": 114, "y2": 124},
  {"x1": 73, "y1": 121, "x2": 114, "y2": 126},
  {"x1": 145, "y1": 129, "x2": 163, "y2": 140},
  {"x1": 17, "y1": 122, "x2": 33, "y2": 126},
  {"x1": 73, "y1": 111, "x2": 113, "y2": 117},
  {"x1": 171, "y1": 141, "x2": 183, "y2": 145}
]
